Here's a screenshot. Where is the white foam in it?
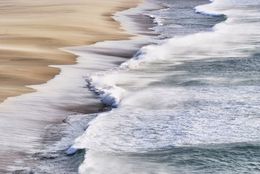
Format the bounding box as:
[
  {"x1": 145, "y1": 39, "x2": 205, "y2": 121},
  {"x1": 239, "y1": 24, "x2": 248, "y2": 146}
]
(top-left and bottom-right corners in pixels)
[
  {"x1": 120, "y1": 0, "x2": 260, "y2": 69},
  {"x1": 74, "y1": 86, "x2": 260, "y2": 152},
  {"x1": 75, "y1": 0, "x2": 260, "y2": 150},
  {"x1": 74, "y1": 0, "x2": 260, "y2": 173},
  {"x1": 86, "y1": 73, "x2": 126, "y2": 108},
  {"x1": 79, "y1": 150, "x2": 172, "y2": 174},
  {"x1": 75, "y1": 86, "x2": 260, "y2": 174},
  {"x1": 148, "y1": 14, "x2": 164, "y2": 26}
]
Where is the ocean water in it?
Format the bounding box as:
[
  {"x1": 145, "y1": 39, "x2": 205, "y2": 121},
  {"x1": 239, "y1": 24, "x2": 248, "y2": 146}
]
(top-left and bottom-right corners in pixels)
[{"x1": 72, "y1": 0, "x2": 260, "y2": 173}]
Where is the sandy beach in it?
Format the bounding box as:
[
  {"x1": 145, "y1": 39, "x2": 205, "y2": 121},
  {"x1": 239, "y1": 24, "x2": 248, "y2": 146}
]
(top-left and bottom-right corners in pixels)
[
  {"x1": 0, "y1": 0, "x2": 141, "y2": 103},
  {"x1": 0, "y1": 0, "x2": 144, "y2": 172}
]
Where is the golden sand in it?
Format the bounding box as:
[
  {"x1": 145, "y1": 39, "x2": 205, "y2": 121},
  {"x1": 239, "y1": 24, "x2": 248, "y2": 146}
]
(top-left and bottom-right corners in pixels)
[{"x1": 0, "y1": 0, "x2": 141, "y2": 102}]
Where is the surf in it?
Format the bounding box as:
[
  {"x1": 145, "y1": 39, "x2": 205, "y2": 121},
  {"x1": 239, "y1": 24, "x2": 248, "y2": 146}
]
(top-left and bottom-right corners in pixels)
[{"x1": 70, "y1": 0, "x2": 260, "y2": 173}]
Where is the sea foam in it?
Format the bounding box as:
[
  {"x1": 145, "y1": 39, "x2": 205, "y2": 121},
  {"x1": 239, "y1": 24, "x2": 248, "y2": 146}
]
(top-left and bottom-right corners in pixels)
[{"x1": 73, "y1": 0, "x2": 260, "y2": 173}]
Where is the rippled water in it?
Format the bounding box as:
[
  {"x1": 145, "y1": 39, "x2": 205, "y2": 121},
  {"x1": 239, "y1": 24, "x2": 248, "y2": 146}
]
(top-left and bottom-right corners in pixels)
[{"x1": 72, "y1": 0, "x2": 260, "y2": 173}]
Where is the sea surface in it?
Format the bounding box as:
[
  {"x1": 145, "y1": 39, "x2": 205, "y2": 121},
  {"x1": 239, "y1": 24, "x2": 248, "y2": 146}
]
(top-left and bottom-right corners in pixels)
[{"x1": 70, "y1": 0, "x2": 260, "y2": 173}]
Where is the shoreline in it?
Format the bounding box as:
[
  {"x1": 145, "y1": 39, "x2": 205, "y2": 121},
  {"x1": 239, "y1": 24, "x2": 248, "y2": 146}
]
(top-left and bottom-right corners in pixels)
[
  {"x1": 0, "y1": 0, "x2": 145, "y2": 173},
  {"x1": 34, "y1": 1, "x2": 159, "y2": 173},
  {"x1": 0, "y1": 0, "x2": 142, "y2": 103}
]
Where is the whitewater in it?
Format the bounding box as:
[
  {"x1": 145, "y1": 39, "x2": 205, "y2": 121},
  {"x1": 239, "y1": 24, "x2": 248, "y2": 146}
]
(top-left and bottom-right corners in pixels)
[{"x1": 70, "y1": 0, "x2": 260, "y2": 173}]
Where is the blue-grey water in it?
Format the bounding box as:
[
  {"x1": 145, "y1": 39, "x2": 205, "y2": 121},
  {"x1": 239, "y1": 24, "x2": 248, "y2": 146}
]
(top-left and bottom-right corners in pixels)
[{"x1": 71, "y1": 0, "x2": 260, "y2": 173}]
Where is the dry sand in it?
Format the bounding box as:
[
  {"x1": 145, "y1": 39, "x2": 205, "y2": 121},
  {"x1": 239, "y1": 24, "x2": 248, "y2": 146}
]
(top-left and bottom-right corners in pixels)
[{"x1": 0, "y1": 0, "x2": 141, "y2": 102}]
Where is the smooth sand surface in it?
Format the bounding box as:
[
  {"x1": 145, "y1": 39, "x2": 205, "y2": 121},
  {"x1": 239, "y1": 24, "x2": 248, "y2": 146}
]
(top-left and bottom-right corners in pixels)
[{"x1": 0, "y1": 0, "x2": 141, "y2": 102}]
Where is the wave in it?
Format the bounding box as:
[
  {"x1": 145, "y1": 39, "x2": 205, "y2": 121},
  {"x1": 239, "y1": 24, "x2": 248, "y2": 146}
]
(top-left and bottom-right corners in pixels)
[
  {"x1": 72, "y1": 0, "x2": 260, "y2": 173},
  {"x1": 85, "y1": 73, "x2": 126, "y2": 108},
  {"x1": 75, "y1": 85, "x2": 260, "y2": 174},
  {"x1": 121, "y1": 0, "x2": 260, "y2": 69},
  {"x1": 85, "y1": 0, "x2": 260, "y2": 108},
  {"x1": 74, "y1": 86, "x2": 260, "y2": 152}
]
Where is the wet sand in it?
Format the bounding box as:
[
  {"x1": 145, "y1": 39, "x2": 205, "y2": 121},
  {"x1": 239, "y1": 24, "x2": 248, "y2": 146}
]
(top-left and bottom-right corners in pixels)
[
  {"x1": 0, "y1": 0, "x2": 141, "y2": 103},
  {"x1": 0, "y1": 0, "x2": 143, "y2": 172}
]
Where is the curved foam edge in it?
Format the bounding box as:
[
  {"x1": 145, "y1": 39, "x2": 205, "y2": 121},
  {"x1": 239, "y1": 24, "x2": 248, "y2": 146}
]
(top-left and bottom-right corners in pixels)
[
  {"x1": 195, "y1": 0, "x2": 224, "y2": 17},
  {"x1": 83, "y1": 0, "x2": 226, "y2": 107},
  {"x1": 120, "y1": 0, "x2": 226, "y2": 70},
  {"x1": 86, "y1": 74, "x2": 126, "y2": 108}
]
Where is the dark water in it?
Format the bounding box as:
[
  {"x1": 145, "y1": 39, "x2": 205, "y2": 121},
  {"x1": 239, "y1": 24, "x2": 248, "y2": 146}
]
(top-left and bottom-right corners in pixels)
[{"x1": 148, "y1": 0, "x2": 226, "y2": 38}]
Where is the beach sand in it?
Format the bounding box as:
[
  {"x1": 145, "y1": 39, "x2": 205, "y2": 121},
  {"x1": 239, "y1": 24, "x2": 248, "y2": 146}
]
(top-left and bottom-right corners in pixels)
[
  {"x1": 0, "y1": 0, "x2": 143, "y2": 172},
  {"x1": 0, "y1": 0, "x2": 141, "y2": 103}
]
